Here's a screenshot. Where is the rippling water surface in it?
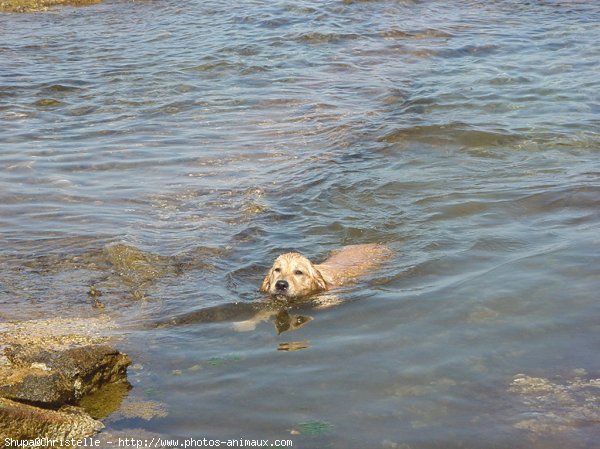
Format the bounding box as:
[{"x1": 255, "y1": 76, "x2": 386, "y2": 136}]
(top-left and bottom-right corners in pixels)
[{"x1": 1, "y1": 0, "x2": 599, "y2": 447}]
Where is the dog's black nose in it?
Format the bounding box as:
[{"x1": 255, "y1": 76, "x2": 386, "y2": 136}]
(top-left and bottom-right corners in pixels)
[{"x1": 275, "y1": 280, "x2": 289, "y2": 291}]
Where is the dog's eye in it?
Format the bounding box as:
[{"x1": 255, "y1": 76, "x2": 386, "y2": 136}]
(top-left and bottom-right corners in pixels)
[
  {"x1": 294, "y1": 270, "x2": 303, "y2": 276},
  {"x1": 273, "y1": 268, "x2": 281, "y2": 273}
]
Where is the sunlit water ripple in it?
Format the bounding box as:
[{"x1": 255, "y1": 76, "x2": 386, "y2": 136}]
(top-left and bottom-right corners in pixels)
[{"x1": 1, "y1": 0, "x2": 599, "y2": 447}]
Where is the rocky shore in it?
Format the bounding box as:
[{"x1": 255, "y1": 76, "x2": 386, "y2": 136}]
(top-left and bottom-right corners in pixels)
[
  {"x1": 0, "y1": 317, "x2": 131, "y2": 442},
  {"x1": 0, "y1": 0, "x2": 101, "y2": 13}
]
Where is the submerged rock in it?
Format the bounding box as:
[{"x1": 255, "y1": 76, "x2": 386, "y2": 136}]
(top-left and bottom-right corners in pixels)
[
  {"x1": 111, "y1": 399, "x2": 168, "y2": 421},
  {"x1": 509, "y1": 371, "x2": 600, "y2": 446},
  {"x1": 15, "y1": 243, "x2": 220, "y2": 305},
  {"x1": 102, "y1": 243, "x2": 181, "y2": 287},
  {"x1": 78, "y1": 381, "x2": 132, "y2": 420}
]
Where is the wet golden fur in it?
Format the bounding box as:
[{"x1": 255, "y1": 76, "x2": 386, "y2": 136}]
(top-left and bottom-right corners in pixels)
[{"x1": 260, "y1": 244, "x2": 392, "y2": 298}]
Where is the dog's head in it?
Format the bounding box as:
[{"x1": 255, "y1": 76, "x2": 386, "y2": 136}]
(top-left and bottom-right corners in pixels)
[{"x1": 260, "y1": 252, "x2": 327, "y2": 298}]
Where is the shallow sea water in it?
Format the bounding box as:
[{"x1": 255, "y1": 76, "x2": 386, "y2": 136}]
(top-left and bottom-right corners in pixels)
[{"x1": 1, "y1": 0, "x2": 599, "y2": 447}]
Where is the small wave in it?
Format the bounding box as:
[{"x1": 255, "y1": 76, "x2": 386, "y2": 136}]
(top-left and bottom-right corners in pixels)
[
  {"x1": 380, "y1": 28, "x2": 453, "y2": 40},
  {"x1": 188, "y1": 60, "x2": 239, "y2": 72},
  {"x1": 515, "y1": 185, "x2": 600, "y2": 213},
  {"x1": 290, "y1": 31, "x2": 361, "y2": 44},
  {"x1": 41, "y1": 83, "x2": 88, "y2": 94},
  {"x1": 33, "y1": 98, "x2": 64, "y2": 108},
  {"x1": 379, "y1": 123, "x2": 519, "y2": 148},
  {"x1": 438, "y1": 44, "x2": 499, "y2": 58}
]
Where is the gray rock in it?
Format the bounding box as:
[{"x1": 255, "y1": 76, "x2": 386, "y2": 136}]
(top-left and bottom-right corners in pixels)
[
  {"x1": 1, "y1": 344, "x2": 131, "y2": 407},
  {"x1": 0, "y1": 366, "x2": 72, "y2": 406}
]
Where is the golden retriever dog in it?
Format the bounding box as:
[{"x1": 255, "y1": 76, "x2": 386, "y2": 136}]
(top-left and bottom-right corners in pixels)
[{"x1": 260, "y1": 243, "x2": 392, "y2": 299}]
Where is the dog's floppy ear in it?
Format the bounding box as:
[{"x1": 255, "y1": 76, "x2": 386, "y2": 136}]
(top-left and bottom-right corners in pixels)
[
  {"x1": 259, "y1": 271, "x2": 271, "y2": 293},
  {"x1": 310, "y1": 266, "x2": 328, "y2": 292}
]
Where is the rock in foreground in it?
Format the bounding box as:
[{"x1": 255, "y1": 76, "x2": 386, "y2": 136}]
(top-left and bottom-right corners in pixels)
[
  {"x1": 0, "y1": 397, "x2": 103, "y2": 440},
  {"x1": 1, "y1": 344, "x2": 131, "y2": 406},
  {"x1": 0, "y1": 317, "x2": 130, "y2": 440}
]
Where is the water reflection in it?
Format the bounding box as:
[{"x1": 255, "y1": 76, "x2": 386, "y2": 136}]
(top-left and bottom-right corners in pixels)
[{"x1": 154, "y1": 296, "x2": 317, "y2": 336}]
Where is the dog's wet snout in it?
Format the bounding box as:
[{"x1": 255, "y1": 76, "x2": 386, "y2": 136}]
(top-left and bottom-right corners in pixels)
[{"x1": 275, "y1": 280, "x2": 289, "y2": 292}]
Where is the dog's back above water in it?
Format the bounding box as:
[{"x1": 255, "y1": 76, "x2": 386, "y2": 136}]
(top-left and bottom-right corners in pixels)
[{"x1": 260, "y1": 243, "x2": 392, "y2": 299}]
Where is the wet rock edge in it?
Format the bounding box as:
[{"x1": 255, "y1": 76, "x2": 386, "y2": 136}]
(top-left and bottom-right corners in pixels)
[{"x1": 0, "y1": 319, "x2": 131, "y2": 441}]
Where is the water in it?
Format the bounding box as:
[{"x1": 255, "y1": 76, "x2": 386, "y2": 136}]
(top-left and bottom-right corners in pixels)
[{"x1": 1, "y1": 0, "x2": 599, "y2": 447}]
